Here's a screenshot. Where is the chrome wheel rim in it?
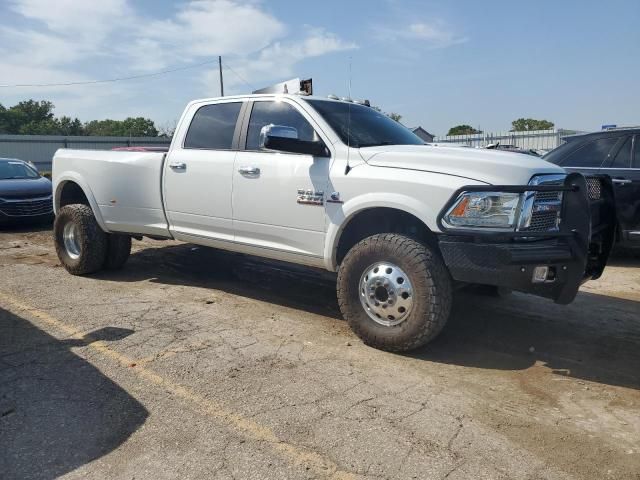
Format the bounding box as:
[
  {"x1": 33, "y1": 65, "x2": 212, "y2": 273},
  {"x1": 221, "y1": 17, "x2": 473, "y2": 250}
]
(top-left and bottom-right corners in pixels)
[
  {"x1": 63, "y1": 222, "x2": 81, "y2": 260},
  {"x1": 359, "y1": 262, "x2": 413, "y2": 326}
]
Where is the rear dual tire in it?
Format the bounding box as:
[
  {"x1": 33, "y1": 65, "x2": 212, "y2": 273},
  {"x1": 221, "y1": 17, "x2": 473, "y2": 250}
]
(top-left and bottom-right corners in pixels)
[
  {"x1": 337, "y1": 234, "x2": 452, "y2": 352},
  {"x1": 54, "y1": 204, "x2": 131, "y2": 275},
  {"x1": 104, "y1": 234, "x2": 131, "y2": 270}
]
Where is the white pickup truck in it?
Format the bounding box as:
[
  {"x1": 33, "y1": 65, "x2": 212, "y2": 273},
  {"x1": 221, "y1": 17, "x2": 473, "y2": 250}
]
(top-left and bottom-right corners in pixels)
[{"x1": 52, "y1": 94, "x2": 615, "y2": 351}]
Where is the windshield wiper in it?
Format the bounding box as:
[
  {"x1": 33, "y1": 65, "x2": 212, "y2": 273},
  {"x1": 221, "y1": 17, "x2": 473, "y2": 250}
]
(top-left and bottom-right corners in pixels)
[{"x1": 357, "y1": 141, "x2": 396, "y2": 148}]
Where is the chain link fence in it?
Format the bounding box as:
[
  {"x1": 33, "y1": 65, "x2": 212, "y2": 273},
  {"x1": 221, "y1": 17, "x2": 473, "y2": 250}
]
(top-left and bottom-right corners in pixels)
[{"x1": 433, "y1": 129, "x2": 586, "y2": 153}]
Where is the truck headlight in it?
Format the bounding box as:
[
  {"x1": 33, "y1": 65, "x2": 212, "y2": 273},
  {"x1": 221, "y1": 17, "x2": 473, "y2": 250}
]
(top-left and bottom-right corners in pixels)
[{"x1": 443, "y1": 192, "x2": 522, "y2": 230}]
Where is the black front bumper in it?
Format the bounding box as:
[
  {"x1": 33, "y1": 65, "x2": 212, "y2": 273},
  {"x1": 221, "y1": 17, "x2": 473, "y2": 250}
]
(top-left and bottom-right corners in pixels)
[
  {"x1": 0, "y1": 211, "x2": 53, "y2": 225},
  {"x1": 0, "y1": 195, "x2": 53, "y2": 224},
  {"x1": 437, "y1": 173, "x2": 616, "y2": 304}
]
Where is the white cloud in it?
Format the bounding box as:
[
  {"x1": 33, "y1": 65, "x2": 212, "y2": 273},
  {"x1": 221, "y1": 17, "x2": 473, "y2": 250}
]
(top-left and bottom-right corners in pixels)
[
  {"x1": 8, "y1": 0, "x2": 131, "y2": 41},
  {"x1": 375, "y1": 19, "x2": 467, "y2": 49},
  {"x1": 202, "y1": 27, "x2": 357, "y2": 91},
  {"x1": 0, "y1": 0, "x2": 356, "y2": 121},
  {"x1": 155, "y1": 0, "x2": 285, "y2": 57},
  {"x1": 404, "y1": 22, "x2": 467, "y2": 47}
]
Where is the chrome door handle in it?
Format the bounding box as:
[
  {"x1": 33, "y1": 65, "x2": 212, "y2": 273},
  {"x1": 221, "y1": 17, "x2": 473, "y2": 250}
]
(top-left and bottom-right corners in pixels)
[
  {"x1": 612, "y1": 178, "x2": 632, "y2": 185},
  {"x1": 169, "y1": 162, "x2": 187, "y2": 170},
  {"x1": 238, "y1": 166, "x2": 260, "y2": 177}
]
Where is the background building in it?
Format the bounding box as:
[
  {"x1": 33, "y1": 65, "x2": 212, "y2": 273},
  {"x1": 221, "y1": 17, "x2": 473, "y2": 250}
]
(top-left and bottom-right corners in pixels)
[
  {"x1": 411, "y1": 127, "x2": 435, "y2": 143},
  {"x1": 0, "y1": 135, "x2": 170, "y2": 172}
]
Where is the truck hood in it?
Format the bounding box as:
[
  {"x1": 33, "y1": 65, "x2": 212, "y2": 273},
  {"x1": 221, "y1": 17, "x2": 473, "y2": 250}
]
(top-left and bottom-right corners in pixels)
[{"x1": 359, "y1": 145, "x2": 564, "y2": 185}]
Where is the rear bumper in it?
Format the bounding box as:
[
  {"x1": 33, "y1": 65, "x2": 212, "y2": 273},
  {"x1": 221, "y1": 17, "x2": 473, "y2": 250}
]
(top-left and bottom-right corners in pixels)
[{"x1": 437, "y1": 173, "x2": 616, "y2": 304}]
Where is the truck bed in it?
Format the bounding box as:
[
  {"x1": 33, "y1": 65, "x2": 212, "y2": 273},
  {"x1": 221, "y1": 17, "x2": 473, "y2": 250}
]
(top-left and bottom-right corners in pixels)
[{"x1": 52, "y1": 149, "x2": 171, "y2": 237}]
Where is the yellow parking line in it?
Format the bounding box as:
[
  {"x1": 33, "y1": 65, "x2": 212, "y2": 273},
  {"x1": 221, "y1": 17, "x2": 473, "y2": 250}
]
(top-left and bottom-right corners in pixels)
[{"x1": 0, "y1": 291, "x2": 356, "y2": 480}]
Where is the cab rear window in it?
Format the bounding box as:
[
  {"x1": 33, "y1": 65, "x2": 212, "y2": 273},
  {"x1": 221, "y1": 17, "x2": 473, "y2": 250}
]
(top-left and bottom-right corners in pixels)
[{"x1": 184, "y1": 102, "x2": 242, "y2": 150}]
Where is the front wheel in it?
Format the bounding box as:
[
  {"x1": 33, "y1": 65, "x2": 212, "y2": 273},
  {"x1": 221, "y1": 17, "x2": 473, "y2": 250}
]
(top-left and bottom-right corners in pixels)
[
  {"x1": 337, "y1": 234, "x2": 452, "y2": 352},
  {"x1": 54, "y1": 204, "x2": 108, "y2": 275}
]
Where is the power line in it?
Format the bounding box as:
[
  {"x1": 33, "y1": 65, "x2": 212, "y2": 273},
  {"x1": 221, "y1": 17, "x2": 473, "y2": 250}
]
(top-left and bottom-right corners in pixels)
[
  {"x1": 0, "y1": 58, "x2": 220, "y2": 88},
  {"x1": 221, "y1": 61, "x2": 256, "y2": 91}
]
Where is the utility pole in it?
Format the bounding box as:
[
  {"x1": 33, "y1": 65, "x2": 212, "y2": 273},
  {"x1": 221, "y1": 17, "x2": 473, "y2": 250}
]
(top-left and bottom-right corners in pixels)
[{"x1": 218, "y1": 56, "x2": 224, "y2": 97}]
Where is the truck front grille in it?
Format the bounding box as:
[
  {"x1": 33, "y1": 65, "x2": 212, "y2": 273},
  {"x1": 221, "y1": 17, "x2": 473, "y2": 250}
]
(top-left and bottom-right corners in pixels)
[
  {"x1": 519, "y1": 175, "x2": 565, "y2": 233},
  {"x1": 0, "y1": 196, "x2": 53, "y2": 217},
  {"x1": 527, "y1": 210, "x2": 561, "y2": 232},
  {"x1": 520, "y1": 175, "x2": 603, "y2": 233}
]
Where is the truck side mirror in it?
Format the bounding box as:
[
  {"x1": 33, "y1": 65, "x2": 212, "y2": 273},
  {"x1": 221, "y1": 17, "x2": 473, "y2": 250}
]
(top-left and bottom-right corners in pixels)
[
  {"x1": 259, "y1": 124, "x2": 298, "y2": 145},
  {"x1": 259, "y1": 124, "x2": 329, "y2": 157}
]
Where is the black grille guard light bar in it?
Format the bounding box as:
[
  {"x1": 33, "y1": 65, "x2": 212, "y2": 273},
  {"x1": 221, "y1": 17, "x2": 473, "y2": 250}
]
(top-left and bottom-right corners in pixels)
[{"x1": 436, "y1": 173, "x2": 616, "y2": 304}]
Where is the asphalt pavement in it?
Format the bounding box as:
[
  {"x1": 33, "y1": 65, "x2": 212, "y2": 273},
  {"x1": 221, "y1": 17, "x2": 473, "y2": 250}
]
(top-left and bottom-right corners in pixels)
[{"x1": 1, "y1": 227, "x2": 639, "y2": 479}]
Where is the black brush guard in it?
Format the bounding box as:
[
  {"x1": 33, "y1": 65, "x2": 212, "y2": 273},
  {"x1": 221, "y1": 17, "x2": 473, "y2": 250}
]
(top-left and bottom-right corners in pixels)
[{"x1": 436, "y1": 173, "x2": 616, "y2": 304}]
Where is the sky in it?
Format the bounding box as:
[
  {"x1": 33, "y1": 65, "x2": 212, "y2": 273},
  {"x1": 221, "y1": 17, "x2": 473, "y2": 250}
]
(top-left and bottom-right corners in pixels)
[{"x1": 0, "y1": 0, "x2": 638, "y2": 136}]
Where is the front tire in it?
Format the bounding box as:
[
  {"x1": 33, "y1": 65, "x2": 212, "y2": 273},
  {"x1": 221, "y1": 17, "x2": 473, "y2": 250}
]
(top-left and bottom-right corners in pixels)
[
  {"x1": 54, "y1": 204, "x2": 107, "y2": 275},
  {"x1": 337, "y1": 234, "x2": 452, "y2": 352}
]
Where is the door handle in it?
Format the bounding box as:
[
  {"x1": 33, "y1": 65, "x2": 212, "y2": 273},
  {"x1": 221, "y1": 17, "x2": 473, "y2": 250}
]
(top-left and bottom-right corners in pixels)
[
  {"x1": 612, "y1": 178, "x2": 632, "y2": 185},
  {"x1": 238, "y1": 166, "x2": 260, "y2": 178},
  {"x1": 169, "y1": 162, "x2": 187, "y2": 170}
]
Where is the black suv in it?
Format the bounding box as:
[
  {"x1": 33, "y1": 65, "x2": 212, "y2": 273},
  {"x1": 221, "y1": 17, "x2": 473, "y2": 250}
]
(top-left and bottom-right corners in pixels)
[{"x1": 544, "y1": 128, "x2": 640, "y2": 249}]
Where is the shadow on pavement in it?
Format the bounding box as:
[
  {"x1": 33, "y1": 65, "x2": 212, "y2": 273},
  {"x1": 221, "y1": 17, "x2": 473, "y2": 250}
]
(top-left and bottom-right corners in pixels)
[
  {"x1": 414, "y1": 290, "x2": 640, "y2": 390},
  {"x1": 0, "y1": 308, "x2": 147, "y2": 479},
  {"x1": 97, "y1": 242, "x2": 342, "y2": 320},
  {"x1": 98, "y1": 242, "x2": 640, "y2": 391},
  {"x1": 607, "y1": 249, "x2": 640, "y2": 267}
]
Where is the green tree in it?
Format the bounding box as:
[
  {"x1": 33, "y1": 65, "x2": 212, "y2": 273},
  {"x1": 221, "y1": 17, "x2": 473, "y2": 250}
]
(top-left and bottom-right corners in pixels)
[
  {"x1": 372, "y1": 106, "x2": 403, "y2": 123},
  {"x1": 510, "y1": 118, "x2": 554, "y2": 131},
  {"x1": 121, "y1": 117, "x2": 158, "y2": 137},
  {"x1": 18, "y1": 119, "x2": 61, "y2": 135},
  {"x1": 0, "y1": 103, "x2": 7, "y2": 133},
  {"x1": 11, "y1": 100, "x2": 56, "y2": 129},
  {"x1": 13, "y1": 100, "x2": 55, "y2": 122},
  {"x1": 0, "y1": 100, "x2": 58, "y2": 134},
  {"x1": 57, "y1": 116, "x2": 84, "y2": 136},
  {"x1": 84, "y1": 117, "x2": 158, "y2": 136},
  {"x1": 83, "y1": 119, "x2": 119, "y2": 136},
  {"x1": 0, "y1": 99, "x2": 159, "y2": 137},
  {"x1": 447, "y1": 125, "x2": 482, "y2": 136}
]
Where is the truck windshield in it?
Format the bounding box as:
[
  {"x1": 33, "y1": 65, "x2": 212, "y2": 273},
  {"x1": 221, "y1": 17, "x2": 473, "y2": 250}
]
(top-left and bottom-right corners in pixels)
[
  {"x1": 0, "y1": 160, "x2": 40, "y2": 180},
  {"x1": 305, "y1": 99, "x2": 424, "y2": 148}
]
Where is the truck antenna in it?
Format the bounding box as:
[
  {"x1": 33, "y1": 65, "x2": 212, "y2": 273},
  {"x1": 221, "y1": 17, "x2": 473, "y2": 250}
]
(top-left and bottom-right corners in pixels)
[
  {"x1": 218, "y1": 56, "x2": 224, "y2": 97},
  {"x1": 345, "y1": 57, "x2": 352, "y2": 175}
]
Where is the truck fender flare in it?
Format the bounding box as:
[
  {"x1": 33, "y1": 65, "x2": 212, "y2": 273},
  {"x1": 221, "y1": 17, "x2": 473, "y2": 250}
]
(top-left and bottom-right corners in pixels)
[
  {"x1": 323, "y1": 193, "x2": 437, "y2": 271},
  {"x1": 54, "y1": 172, "x2": 110, "y2": 233}
]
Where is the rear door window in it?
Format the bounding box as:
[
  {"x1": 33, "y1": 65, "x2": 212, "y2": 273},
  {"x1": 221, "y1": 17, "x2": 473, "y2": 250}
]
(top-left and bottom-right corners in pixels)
[
  {"x1": 184, "y1": 102, "x2": 242, "y2": 150},
  {"x1": 634, "y1": 136, "x2": 640, "y2": 168},
  {"x1": 608, "y1": 136, "x2": 632, "y2": 169},
  {"x1": 560, "y1": 137, "x2": 620, "y2": 168}
]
